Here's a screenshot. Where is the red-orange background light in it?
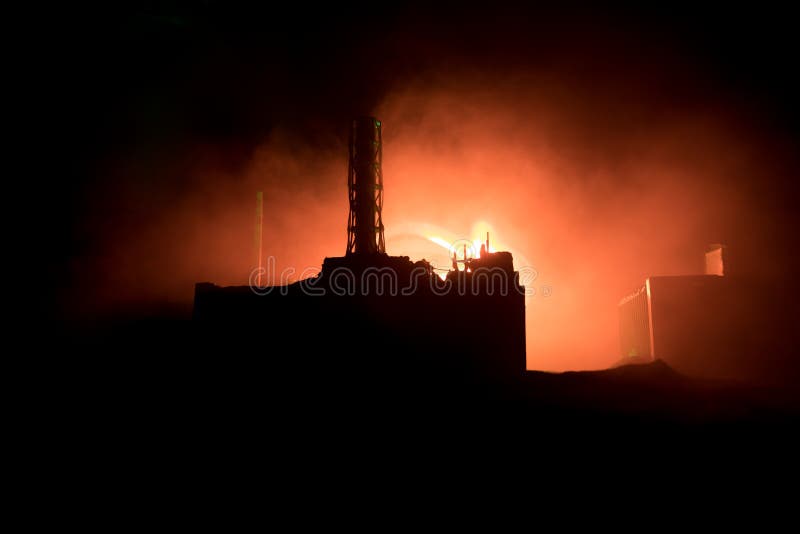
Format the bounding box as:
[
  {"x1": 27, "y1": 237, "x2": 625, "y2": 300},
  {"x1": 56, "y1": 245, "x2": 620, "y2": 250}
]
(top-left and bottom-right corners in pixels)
[{"x1": 66, "y1": 67, "x2": 795, "y2": 373}]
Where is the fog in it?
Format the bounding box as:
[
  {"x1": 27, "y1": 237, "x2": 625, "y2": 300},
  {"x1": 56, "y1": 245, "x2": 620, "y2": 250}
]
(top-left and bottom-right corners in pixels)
[{"x1": 62, "y1": 12, "x2": 797, "y2": 371}]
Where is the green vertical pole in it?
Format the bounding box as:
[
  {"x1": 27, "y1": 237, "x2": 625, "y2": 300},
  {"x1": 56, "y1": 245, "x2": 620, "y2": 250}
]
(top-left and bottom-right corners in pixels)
[{"x1": 255, "y1": 191, "x2": 263, "y2": 286}]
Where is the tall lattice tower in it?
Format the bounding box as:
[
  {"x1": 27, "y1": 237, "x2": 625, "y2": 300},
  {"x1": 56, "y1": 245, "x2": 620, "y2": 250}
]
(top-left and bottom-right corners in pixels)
[{"x1": 347, "y1": 117, "x2": 385, "y2": 255}]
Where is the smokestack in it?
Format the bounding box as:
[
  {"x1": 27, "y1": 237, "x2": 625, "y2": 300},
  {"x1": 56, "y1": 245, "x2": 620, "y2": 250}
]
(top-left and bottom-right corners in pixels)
[{"x1": 346, "y1": 117, "x2": 386, "y2": 255}]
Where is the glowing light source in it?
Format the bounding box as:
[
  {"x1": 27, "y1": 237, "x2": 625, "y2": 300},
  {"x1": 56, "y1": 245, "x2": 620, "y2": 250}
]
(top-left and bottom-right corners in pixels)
[{"x1": 427, "y1": 236, "x2": 453, "y2": 250}]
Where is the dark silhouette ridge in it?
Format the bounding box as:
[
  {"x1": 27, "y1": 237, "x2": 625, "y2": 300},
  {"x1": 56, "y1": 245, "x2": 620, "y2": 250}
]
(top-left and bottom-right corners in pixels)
[{"x1": 58, "y1": 321, "x2": 799, "y2": 437}]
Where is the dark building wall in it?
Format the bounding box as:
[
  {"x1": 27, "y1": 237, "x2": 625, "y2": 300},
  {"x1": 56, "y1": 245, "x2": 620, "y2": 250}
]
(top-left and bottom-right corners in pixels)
[{"x1": 193, "y1": 256, "x2": 526, "y2": 384}]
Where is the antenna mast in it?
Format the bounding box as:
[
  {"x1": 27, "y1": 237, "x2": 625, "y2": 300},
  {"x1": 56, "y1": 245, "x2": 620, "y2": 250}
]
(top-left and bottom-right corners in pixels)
[
  {"x1": 346, "y1": 117, "x2": 385, "y2": 255},
  {"x1": 255, "y1": 191, "x2": 264, "y2": 286}
]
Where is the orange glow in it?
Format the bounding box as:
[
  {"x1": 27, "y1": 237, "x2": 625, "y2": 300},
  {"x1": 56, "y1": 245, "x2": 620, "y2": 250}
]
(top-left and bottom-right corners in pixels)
[{"x1": 72, "y1": 78, "x2": 776, "y2": 373}]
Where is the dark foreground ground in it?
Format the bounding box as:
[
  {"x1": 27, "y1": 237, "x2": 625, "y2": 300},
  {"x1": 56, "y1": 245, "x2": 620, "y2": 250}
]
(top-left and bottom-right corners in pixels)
[
  {"x1": 52, "y1": 318, "x2": 799, "y2": 450},
  {"x1": 30, "y1": 317, "x2": 798, "y2": 512},
  {"x1": 39, "y1": 301, "x2": 800, "y2": 508}
]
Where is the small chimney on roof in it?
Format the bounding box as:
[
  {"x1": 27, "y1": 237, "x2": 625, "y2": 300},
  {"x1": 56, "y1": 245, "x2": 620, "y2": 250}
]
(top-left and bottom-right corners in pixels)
[{"x1": 705, "y1": 243, "x2": 727, "y2": 276}]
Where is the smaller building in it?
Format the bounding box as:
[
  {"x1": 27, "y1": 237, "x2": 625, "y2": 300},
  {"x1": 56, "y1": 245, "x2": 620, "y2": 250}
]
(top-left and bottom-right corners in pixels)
[{"x1": 618, "y1": 245, "x2": 793, "y2": 382}]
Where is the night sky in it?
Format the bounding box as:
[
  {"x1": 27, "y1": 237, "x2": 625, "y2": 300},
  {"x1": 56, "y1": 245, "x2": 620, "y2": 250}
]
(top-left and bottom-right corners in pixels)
[{"x1": 39, "y1": 2, "x2": 799, "y2": 370}]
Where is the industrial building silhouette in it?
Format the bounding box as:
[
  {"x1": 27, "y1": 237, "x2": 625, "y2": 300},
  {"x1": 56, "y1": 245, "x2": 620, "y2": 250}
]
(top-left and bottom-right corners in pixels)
[{"x1": 194, "y1": 117, "x2": 526, "y2": 382}]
